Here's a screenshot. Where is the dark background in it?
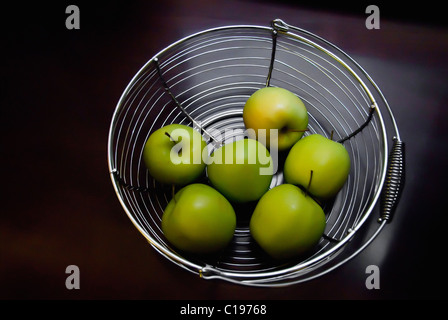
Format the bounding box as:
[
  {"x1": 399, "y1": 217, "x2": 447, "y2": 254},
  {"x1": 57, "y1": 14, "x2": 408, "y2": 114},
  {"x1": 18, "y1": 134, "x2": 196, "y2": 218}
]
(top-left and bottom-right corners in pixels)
[{"x1": 2, "y1": 0, "x2": 448, "y2": 300}]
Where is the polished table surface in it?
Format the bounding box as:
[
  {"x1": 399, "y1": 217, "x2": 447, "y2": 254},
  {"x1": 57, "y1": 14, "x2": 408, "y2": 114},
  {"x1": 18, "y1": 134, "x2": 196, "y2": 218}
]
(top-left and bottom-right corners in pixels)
[{"x1": 2, "y1": 1, "x2": 448, "y2": 300}]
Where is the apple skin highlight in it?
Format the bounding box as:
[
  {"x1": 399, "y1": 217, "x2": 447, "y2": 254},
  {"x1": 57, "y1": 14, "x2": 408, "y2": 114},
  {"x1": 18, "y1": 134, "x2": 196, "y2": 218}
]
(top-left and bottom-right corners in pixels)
[{"x1": 243, "y1": 87, "x2": 308, "y2": 151}]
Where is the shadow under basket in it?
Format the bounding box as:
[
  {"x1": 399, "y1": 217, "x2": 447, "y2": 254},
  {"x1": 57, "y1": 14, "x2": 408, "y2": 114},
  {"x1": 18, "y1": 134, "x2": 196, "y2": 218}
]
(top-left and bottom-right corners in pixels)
[{"x1": 107, "y1": 19, "x2": 405, "y2": 287}]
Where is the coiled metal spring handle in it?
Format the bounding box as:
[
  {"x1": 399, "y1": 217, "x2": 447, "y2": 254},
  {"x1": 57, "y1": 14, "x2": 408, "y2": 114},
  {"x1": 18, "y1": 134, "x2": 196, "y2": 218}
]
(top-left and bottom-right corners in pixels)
[{"x1": 380, "y1": 137, "x2": 405, "y2": 222}]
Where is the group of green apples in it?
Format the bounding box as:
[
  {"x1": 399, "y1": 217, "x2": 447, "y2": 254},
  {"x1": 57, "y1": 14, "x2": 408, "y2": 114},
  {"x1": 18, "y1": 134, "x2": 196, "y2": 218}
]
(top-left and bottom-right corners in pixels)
[{"x1": 143, "y1": 87, "x2": 350, "y2": 260}]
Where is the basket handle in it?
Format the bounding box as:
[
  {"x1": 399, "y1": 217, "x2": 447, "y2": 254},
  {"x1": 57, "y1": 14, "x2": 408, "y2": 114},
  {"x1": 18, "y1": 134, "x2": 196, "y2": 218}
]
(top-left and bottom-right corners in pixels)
[{"x1": 380, "y1": 137, "x2": 405, "y2": 223}]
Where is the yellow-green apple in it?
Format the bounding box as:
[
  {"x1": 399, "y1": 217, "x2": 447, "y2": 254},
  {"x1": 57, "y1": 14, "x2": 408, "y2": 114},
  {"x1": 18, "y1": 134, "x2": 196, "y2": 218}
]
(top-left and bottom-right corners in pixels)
[
  {"x1": 206, "y1": 138, "x2": 273, "y2": 203},
  {"x1": 250, "y1": 184, "x2": 326, "y2": 259},
  {"x1": 162, "y1": 183, "x2": 236, "y2": 254},
  {"x1": 243, "y1": 87, "x2": 308, "y2": 151},
  {"x1": 284, "y1": 134, "x2": 350, "y2": 199},
  {"x1": 142, "y1": 124, "x2": 207, "y2": 185}
]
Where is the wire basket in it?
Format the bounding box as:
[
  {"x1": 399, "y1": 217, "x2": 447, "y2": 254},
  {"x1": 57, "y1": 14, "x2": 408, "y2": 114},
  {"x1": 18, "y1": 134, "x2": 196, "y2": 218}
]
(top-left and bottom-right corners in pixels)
[{"x1": 107, "y1": 19, "x2": 404, "y2": 286}]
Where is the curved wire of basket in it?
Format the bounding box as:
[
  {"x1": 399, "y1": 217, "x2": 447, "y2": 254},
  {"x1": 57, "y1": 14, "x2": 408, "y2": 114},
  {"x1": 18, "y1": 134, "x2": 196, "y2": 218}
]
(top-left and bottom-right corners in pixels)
[{"x1": 107, "y1": 19, "x2": 404, "y2": 286}]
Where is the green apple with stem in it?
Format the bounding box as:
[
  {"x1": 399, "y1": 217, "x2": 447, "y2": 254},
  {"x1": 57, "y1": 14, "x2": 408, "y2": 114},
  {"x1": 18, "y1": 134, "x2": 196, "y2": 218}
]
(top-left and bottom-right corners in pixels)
[
  {"x1": 250, "y1": 183, "x2": 326, "y2": 259},
  {"x1": 284, "y1": 133, "x2": 351, "y2": 199},
  {"x1": 162, "y1": 183, "x2": 236, "y2": 254},
  {"x1": 142, "y1": 124, "x2": 207, "y2": 185},
  {"x1": 206, "y1": 138, "x2": 273, "y2": 203},
  {"x1": 243, "y1": 87, "x2": 308, "y2": 151}
]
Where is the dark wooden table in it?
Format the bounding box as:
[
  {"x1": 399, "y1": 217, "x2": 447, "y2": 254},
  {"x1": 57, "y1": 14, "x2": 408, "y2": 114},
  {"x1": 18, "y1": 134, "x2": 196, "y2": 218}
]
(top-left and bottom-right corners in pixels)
[{"x1": 2, "y1": 1, "x2": 448, "y2": 301}]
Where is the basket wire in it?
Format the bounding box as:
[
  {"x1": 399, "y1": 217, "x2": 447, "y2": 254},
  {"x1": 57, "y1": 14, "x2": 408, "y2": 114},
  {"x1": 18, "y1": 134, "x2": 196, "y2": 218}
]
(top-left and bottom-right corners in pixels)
[{"x1": 108, "y1": 19, "x2": 404, "y2": 286}]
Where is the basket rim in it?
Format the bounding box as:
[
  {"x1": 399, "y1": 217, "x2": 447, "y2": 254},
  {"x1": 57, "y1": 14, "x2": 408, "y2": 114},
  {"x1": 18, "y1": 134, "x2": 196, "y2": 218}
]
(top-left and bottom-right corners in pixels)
[{"x1": 107, "y1": 20, "x2": 398, "y2": 285}]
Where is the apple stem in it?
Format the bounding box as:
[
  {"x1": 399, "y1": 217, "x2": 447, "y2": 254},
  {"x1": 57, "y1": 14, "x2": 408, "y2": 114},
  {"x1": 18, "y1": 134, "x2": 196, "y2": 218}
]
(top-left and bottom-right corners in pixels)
[
  {"x1": 330, "y1": 130, "x2": 334, "y2": 141},
  {"x1": 165, "y1": 131, "x2": 176, "y2": 142},
  {"x1": 305, "y1": 170, "x2": 313, "y2": 197},
  {"x1": 165, "y1": 131, "x2": 183, "y2": 156}
]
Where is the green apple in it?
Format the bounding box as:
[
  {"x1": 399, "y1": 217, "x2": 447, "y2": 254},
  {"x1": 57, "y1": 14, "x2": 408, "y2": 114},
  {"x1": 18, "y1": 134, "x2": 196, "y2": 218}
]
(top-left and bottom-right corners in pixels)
[
  {"x1": 206, "y1": 138, "x2": 273, "y2": 203},
  {"x1": 162, "y1": 183, "x2": 236, "y2": 254},
  {"x1": 250, "y1": 184, "x2": 326, "y2": 259},
  {"x1": 243, "y1": 87, "x2": 308, "y2": 151},
  {"x1": 142, "y1": 124, "x2": 207, "y2": 185},
  {"x1": 284, "y1": 134, "x2": 350, "y2": 199}
]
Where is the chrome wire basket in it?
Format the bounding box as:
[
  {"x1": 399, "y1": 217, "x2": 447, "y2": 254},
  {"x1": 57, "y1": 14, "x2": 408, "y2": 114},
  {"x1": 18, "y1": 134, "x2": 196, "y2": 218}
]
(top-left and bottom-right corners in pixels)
[{"x1": 107, "y1": 19, "x2": 404, "y2": 286}]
